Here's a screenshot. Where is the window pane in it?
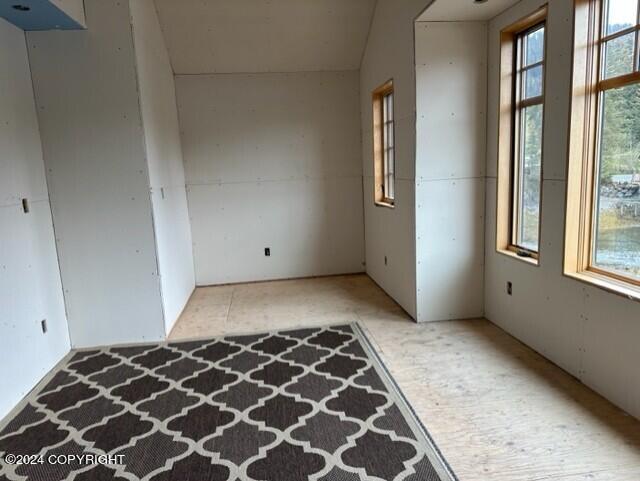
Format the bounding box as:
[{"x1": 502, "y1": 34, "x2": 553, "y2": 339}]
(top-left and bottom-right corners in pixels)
[
  {"x1": 525, "y1": 27, "x2": 545, "y2": 65},
  {"x1": 383, "y1": 95, "x2": 388, "y2": 129},
  {"x1": 524, "y1": 65, "x2": 543, "y2": 99},
  {"x1": 388, "y1": 147, "x2": 395, "y2": 199},
  {"x1": 381, "y1": 92, "x2": 395, "y2": 200},
  {"x1": 604, "y1": 0, "x2": 638, "y2": 36},
  {"x1": 383, "y1": 124, "x2": 389, "y2": 174},
  {"x1": 593, "y1": 83, "x2": 640, "y2": 278},
  {"x1": 516, "y1": 104, "x2": 543, "y2": 251},
  {"x1": 602, "y1": 32, "x2": 635, "y2": 79}
]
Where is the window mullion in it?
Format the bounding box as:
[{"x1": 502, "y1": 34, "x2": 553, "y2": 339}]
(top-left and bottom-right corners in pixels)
[{"x1": 600, "y1": 24, "x2": 639, "y2": 43}]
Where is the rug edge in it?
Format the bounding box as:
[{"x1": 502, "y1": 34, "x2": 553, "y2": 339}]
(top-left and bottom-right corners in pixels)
[{"x1": 352, "y1": 322, "x2": 459, "y2": 481}]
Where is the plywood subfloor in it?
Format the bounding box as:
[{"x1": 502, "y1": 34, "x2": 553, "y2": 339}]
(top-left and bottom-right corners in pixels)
[{"x1": 169, "y1": 274, "x2": 640, "y2": 481}]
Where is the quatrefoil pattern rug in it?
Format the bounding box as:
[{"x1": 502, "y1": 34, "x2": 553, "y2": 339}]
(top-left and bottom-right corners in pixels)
[{"x1": 0, "y1": 324, "x2": 455, "y2": 481}]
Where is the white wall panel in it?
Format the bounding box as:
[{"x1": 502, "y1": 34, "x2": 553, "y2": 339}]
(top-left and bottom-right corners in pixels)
[
  {"x1": 179, "y1": 73, "x2": 362, "y2": 185},
  {"x1": 485, "y1": 0, "x2": 640, "y2": 420},
  {"x1": 130, "y1": 0, "x2": 195, "y2": 334},
  {"x1": 362, "y1": 178, "x2": 417, "y2": 315},
  {"x1": 27, "y1": 0, "x2": 165, "y2": 348},
  {"x1": 0, "y1": 18, "x2": 69, "y2": 420},
  {"x1": 359, "y1": 0, "x2": 436, "y2": 318},
  {"x1": 416, "y1": 178, "x2": 485, "y2": 321},
  {"x1": 414, "y1": 21, "x2": 486, "y2": 322},
  {"x1": 415, "y1": 22, "x2": 487, "y2": 181},
  {"x1": 188, "y1": 178, "x2": 364, "y2": 285},
  {"x1": 177, "y1": 72, "x2": 364, "y2": 285}
]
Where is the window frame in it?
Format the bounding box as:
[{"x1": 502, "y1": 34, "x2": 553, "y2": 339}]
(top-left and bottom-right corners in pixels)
[
  {"x1": 565, "y1": 0, "x2": 640, "y2": 300},
  {"x1": 496, "y1": 6, "x2": 548, "y2": 266},
  {"x1": 372, "y1": 80, "x2": 396, "y2": 208}
]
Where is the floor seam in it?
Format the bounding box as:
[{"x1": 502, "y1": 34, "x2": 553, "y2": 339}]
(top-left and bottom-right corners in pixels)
[{"x1": 225, "y1": 286, "x2": 236, "y2": 324}]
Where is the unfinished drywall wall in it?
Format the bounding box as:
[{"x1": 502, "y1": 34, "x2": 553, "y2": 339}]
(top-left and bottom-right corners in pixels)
[
  {"x1": 27, "y1": 0, "x2": 165, "y2": 347},
  {"x1": 414, "y1": 22, "x2": 486, "y2": 321},
  {"x1": 176, "y1": 71, "x2": 364, "y2": 285},
  {"x1": 360, "y1": 0, "x2": 436, "y2": 318},
  {"x1": 0, "y1": 18, "x2": 69, "y2": 419},
  {"x1": 130, "y1": 0, "x2": 195, "y2": 334},
  {"x1": 485, "y1": 0, "x2": 640, "y2": 419}
]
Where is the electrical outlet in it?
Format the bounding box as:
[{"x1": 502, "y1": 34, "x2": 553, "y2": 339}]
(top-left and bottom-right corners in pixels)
[
  {"x1": 265, "y1": 247, "x2": 271, "y2": 257},
  {"x1": 507, "y1": 281, "x2": 513, "y2": 296},
  {"x1": 41, "y1": 319, "x2": 47, "y2": 334},
  {"x1": 160, "y1": 187, "x2": 165, "y2": 199},
  {"x1": 22, "y1": 198, "x2": 29, "y2": 214}
]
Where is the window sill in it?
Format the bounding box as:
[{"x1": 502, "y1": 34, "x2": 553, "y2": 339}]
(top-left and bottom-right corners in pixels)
[
  {"x1": 374, "y1": 201, "x2": 395, "y2": 209},
  {"x1": 496, "y1": 248, "x2": 539, "y2": 266},
  {"x1": 564, "y1": 269, "x2": 640, "y2": 303}
]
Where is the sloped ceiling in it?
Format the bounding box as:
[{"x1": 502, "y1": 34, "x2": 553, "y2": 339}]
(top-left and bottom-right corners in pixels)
[
  {"x1": 153, "y1": 0, "x2": 378, "y2": 74},
  {"x1": 417, "y1": 0, "x2": 521, "y2": 22}
]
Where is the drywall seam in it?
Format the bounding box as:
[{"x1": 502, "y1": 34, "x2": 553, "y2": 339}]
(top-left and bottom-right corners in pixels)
[
  {"x1": 359, "y1": 0, "x2": 381, "y2": 70},
  {"x1": 129, "y1": 0, "x2": 195, "y2": 334},
  {"x1": 151, "y1": 0, "x2": 175, "y2": 76},
  {"x1": 23, "y1": 29, "x2": 72, "y2": 341},
  {"x1": 481, "y1": 22, "x2": 490, "y2": 319},
  {"x1": 415, "y1": 175, "x2": 489, "y2": 182},
  {"x1": 413, "y1": 23, "x2": 420, "y2": 322},
  {"x1": 413, "y1": 0, "x2": 440, "y2": 22},
  {"x1": 186, "y1": 175, "x2": 363, "y2": 187},
  {"x1": 175, "y1": 69, "x2": 362, "y2": 77},
  {"x1": 173, "y1": 77, "x2": 199, "y2": 296},
  {"x1": 128, "y1": 5, "x2": 167, "y2": 334}
]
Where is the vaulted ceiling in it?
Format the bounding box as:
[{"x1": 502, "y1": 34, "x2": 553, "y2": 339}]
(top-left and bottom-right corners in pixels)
[
  {"x1": 153, "y1": 0, "x2": 377, "y2": 74},
  {"x1": 418, "y1": 0, "x2": 522, "y2": 22}
]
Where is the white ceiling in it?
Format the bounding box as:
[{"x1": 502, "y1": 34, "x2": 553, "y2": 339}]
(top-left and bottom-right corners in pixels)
[
  {"x1": 417, "y1": 0, "x2": 521, "y2": 22},
  {"x1": 153, "y1": 0, "x2": 377, "y2": 74}
]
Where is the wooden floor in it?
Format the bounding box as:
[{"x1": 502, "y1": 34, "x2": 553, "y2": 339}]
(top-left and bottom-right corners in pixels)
[{"x1": 169, "y1": 274, "x2": 640, "y2": 481}]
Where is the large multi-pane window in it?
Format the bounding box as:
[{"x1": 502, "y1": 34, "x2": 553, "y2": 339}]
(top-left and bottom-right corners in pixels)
[
  {"x1": 372, "y1": 80, "x2": 395, "y2": 207},
  {"x1": 566, "y1": 0, "x2": 640, "y2": 296},
  {"x1": 513, "y1": 23, "x2": 545, "y2": 252},
  {"x1": 496, "y1": 7, "x2": 547, "y2": 262},
  {"x1": 592, "y1": 0, "x2": 640, "y2": 281}
]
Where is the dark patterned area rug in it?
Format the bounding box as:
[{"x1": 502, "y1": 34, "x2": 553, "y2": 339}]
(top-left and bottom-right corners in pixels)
[{"x1": 0, "y1": 323, "x2": 455, "y2": 481}]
